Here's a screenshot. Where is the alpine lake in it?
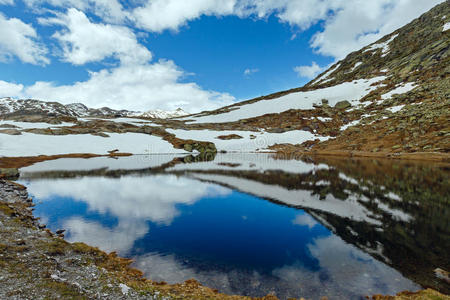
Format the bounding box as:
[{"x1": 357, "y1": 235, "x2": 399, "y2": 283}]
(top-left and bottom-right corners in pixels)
[{"x1": 18, "y1": 153, "x2": 449, "y2": 300}]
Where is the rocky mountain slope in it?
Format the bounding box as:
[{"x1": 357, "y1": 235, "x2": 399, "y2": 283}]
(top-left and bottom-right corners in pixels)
[
  {"x1": 0, "y1": 2, "x2": 448, "y2": 159},
  {"x1": 0, "y1": 97, "x2": 187, "y2": 119}
]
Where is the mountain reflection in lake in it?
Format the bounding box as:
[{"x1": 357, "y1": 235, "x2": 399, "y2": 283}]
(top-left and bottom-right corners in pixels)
[{"x1": 19, "y1": 154, "x2": 449, "y2": 299}]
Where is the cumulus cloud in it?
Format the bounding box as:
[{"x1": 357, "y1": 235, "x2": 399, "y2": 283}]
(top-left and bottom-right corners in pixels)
[
  {"x1": 310, "y1": 0, "x2": 445, "y2": 59},
  {"x1": 235, "y1": 0, "x2": 445, "y2": 59},
  {"x1": 132, "y1": 0, "x2": 237, "y2": 32},
  {"x1": 40, "y1": 8, "x2": 151, "y2": 65},
  {"x1": 1, "y1": 9, "x2": 234, "y2": 112},
  {"x1": 0, "y1": 14, "x2": 48, "y2": 65},
  {"x1": 0, "y1": 0, "x2": 14, "y2": 4},
  {"x1": 129, "y1": 0, "x2": 444, "y2": 60},
  {"x1": 0, "y1": 80, "x2": 24, "y2": 98},
  {"x1": 21, "y1": 60, "x2": 234, "y2": 112},
  {"x1": 23, "y1": 0, "x2": 127, "y2": 23},
  {"x1": 293, "y1": 61, "x2": 323, "y2": 79}
]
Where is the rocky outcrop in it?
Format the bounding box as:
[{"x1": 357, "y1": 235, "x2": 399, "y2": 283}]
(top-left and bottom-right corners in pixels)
[{"x1": 0, "y1": 168, "x2": 19, "y2": 180}]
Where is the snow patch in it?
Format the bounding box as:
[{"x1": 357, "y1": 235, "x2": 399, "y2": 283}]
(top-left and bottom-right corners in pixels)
[
  {"x1": 314, "y1": 63, "x2": 341, "y2": 83},
  {"x1": 140, "y1": 108, "x2": 188, "y2": 119},
  {"x1": 387, "y1": 105, "x2": 405, "y2": 113},
  {"x1": 381, "y1": 82, "x2": 416, "y2": 100},
  {"x1": 185, "y1": 77, "x2": 386, "y2": 124},
  {"x1": 119, "y1": 283, "x2": 130, "y2": 295},
  {"x1": 317, "y1": 117, "x2": 332, "y2": 122},
  {"x1": 340, "y1": 120, "x2": 361, "y2": 131},
  {"x1": 167, "y1": 129, "x2": 329, "y2": 152},
  {"x1": 364, "y1": 34, "x2": 398, "y2": 57},
  {"x1": 0, "y1": 132, "x2": 185, "y2": 157},
  {"x1": 350, "y1": 62, "x2": 362, "y2": 72},
  {"x1": 443, "y1": 22, "x2": 450, "y2": 31}
]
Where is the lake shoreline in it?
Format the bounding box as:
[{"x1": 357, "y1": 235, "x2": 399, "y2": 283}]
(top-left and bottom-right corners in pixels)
[
  {"x1": 1, "y1": 177, "x2": 448, "y2": 299},
  {"x1": 1, "y1": 149, "x2": 449, "y2": 171}
]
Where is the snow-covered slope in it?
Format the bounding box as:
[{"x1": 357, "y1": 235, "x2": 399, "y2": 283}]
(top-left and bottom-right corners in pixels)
[
  {"x1": 0, "y1": 97, "x2": 187, "y2": 119},
  {"x1": 141, "y1": 108, "x2": 188, "y2": 119},
  {"x1": 181, "y1": 77, "x2": 385, "y2": 124}
]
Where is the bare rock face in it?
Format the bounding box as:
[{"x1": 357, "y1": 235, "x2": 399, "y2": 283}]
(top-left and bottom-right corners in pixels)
[
  {"x1": 0, "y1": 129, "x2": 21, "y2": 135},
  {"x1": 334, "y1": 100, "x2": 352, "y2": 110}
]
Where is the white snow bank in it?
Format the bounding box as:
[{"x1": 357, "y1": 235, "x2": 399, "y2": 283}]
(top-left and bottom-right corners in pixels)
[
  {"x1": 364, "y1": 34, "x2": 398, "y2": 57},
  {"x1": 340, "y1": 120, "x2": 361, "y2": 131},
  {"x1": 350, "y1": 62, "x2": 362, "y2": 72},
  {"x1": 168, "y1": 129, "x2": 329, "y2": 152},
  {"x1": 381, "y1": 82, "x2": 416, "y2": 100},
  {"x1": 79, "y1": 117, "x2": 158, "y2": 126},
  {"x1": 185, "y1": 77, "x2": 386, "y2": 124},
  {"x1": 0, "y1": 132, "x2": 184, "y2": 157},
  {"x1": 387, "y1": 105, "x2": 405, "y2": 113},
  {"x1": 443, "y1": 22, "x2": 450, "y2": 31},
  {"x1": 0, "y1": 120, "x2": 75, "y2": 129},
  {"x1": 313, "y1": 63, "x2": 341, "y2": 84}
]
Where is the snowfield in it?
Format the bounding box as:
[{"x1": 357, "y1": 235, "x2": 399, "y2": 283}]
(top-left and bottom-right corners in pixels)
[
  {"x1": 183, "y1": 77, "x2": 386, "y2": 124},
  {"x1": 168, "y1": 129, "x2": 330, "y2": 152},
  {"x1": 0, "y1": 120, "x2": 76, "y2": 129},
  {"x1": 0, "y1": 132, "x2": 185, "y2": 157},
  {"x1": 381, "y1": 82, "x2": 416, "y2": 100}
]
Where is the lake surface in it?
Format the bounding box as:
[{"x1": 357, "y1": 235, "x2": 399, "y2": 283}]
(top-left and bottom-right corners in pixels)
[{"x1": 18, "y1": 154, "x2": 450, "y2": 299}]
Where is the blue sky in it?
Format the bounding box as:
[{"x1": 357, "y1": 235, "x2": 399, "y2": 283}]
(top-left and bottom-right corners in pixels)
[{"x1": 0, "y1": 0, "x2": 444, "y2": 112}]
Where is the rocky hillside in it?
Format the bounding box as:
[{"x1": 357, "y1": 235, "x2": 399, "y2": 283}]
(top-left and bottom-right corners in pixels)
[{"x1": 0, "y1": 97, "x2": 187, "y2": 120}]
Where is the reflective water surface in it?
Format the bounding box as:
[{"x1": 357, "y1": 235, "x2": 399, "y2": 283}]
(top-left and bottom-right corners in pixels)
[{"x1": 19, "y1": 154, "x2": 450, "y2": 299}]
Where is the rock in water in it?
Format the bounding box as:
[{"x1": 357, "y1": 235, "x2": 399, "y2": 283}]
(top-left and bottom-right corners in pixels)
[{"x1": 0, "y1": 168, "x2": 20, "y2": 180}]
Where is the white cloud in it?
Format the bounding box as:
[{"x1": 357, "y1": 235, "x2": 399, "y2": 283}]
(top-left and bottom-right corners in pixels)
[
  {"x1": 130, "y1": 0, "x2": 444, "y2": 60},
  {"x1": 236, "y1": 0, "x2": 341, "y2": 30},
  {"x1": 132, "y1": 0, "x2": 237, "y2": 32},
  {"x1": 0, "y1": 14, "x2": 48, "y2": 65},
  {"x1": 20, "y1": 60, "x2": 234, "y2": 112},
  {"x1": 7, "y1": 8, "x2": 234, "y2": 112},
  {"x1": 293, "y1": 61, "x2": 323, "y2": 79},
  {"x1": 0, "y1": 0, "x2": 14, "y2": 5},
  {"x1": 310, "y1": 0, "x2": 445, "y2": 58},
  {"x1": 243, "y1": 68, "x2": 259, "y2": 76},
  {"x1": 0, "y1": 80, "x2": 24, "y2": 98},
  {"x1": 236, "y1": 0, "x2": 445, "y2": 59},
  {"x1": 23, "y1": 0, "x2": 127, "y2": 23},
  {"x1": 41, "y1": 8, "x2": 151, "y2": 65}
]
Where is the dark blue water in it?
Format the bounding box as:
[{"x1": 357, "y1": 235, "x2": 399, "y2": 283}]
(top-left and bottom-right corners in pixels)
[{"x1": 19, "y1": 155, "x2": 449, "y2": 299}]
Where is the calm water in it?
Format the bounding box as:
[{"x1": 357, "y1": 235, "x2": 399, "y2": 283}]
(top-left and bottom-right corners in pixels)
[{"x1": 19, "y1": 154, "x2": 450, "y2": 299}]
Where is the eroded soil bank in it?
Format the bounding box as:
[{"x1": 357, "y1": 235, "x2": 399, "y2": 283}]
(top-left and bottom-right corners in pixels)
[{"x1": 0, "y1": 179, "x2": 448, "y2": 299}]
